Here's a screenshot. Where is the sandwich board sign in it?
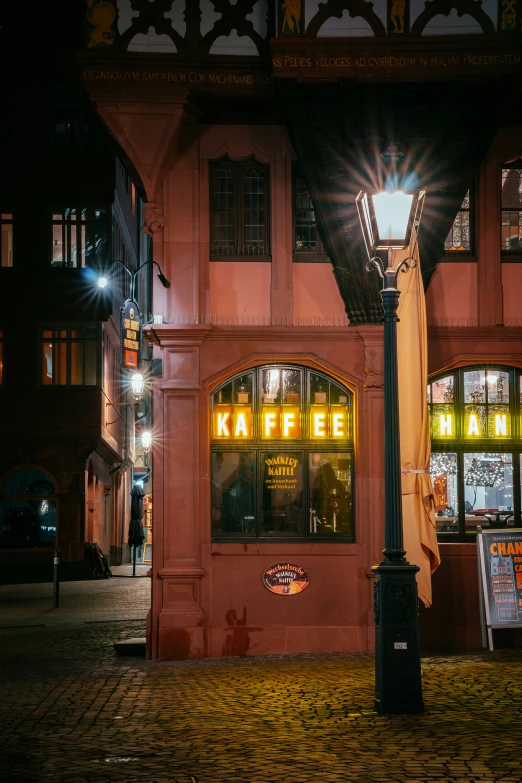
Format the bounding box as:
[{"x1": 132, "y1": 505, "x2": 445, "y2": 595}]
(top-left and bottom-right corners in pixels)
[{"x1": 477, "y1": 528, "x2": 522, "y2": 650}]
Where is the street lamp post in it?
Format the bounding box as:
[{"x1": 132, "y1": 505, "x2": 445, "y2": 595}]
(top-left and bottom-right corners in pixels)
[{"x1": 356, "y1": 182, "x2": 425, "y2": 714}]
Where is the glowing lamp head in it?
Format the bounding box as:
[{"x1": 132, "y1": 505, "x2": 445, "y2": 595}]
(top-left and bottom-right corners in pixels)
[
  {"x1": 97, "y1": 276, "x2": 108, "y2": 289},
  {"x1": 130, "y1": 372, "x2": 145, "y2": 402},
  {"x1": 356, "y1": 187, "x2": 424, "y2": 259},
  {"x1": 141, "y1": 431, "x2": 152, "y2": 454}
]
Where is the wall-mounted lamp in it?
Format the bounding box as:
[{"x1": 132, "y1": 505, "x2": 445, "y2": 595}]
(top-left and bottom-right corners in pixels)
[
  {"x1": 96, "y1": 260, "x2": 170, "y2": 299},
  {"x1": 142, "y1": 431, "x2": 152, "y2": 455},
  {"x1": 130, "y1": 372, "x2": 145, "y2": 402}
]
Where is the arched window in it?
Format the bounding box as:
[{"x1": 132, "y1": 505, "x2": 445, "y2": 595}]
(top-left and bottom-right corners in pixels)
[
  {"x1": 428, "y1": 366, "x2": 521, "y2": 540},
  {"x1": 210, "y1": 365, "x2": 354, "y2": 540},
  {"x1": 0, "y1": 468, "x2": 57, "y2": 548}
]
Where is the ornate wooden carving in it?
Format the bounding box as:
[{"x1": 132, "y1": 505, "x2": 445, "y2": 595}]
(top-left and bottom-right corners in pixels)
[
  {"x1": 93, "y1": 0, "x2": 270, "y2": 55},
  {"x1": 278, "y1": 0, "x2": 305, "y2": 34},
  {"x1": 411, "y1": 0, "x2": 496, "y2": 36},
  {"x1": 499, "y1": 0, "x2": 520, "y2": 31},
  {"x1": 387, "y1": 0, "x2": 410, "y2": 35},
  {"x1": 306, "y1": 0, "x2": 386, "y2": 37}
]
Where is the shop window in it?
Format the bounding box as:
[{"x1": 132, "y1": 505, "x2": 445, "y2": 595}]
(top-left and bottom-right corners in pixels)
[
  {"x1": 211, "y1": 366, "x2": 354, "y2": 540},
  {"x1": 51, "y1": 208, "x2": 109, "y2": 268},
  {"x1": 293, "y1": 165, "x2": 329, "y2": 262},
  {"x1": 428, "y1": 366, "x2": 520, "y2": 540},
  {"x1": 40, "y1": 326, "x2": 99, "y2": 387},
  {"x1": 501, "y1": 166, "x2": 522, "y2": 256},
  {"x1": 1, "y1": 214, "x2": 13, "y2": 267},
  {"x1": 443, "y1": 190, "x2": 472, "y2": 255},
  {"x1": 0, "y1": 468, "x2": 57, "y2": 549},
  {"x1": 209, "y1": 158, "x2": 270, "y2": 259}
]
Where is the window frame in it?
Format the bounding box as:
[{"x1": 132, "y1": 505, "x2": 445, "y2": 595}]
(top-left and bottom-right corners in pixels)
[
  {"x1": 209, "y1": 158, "x2": 271, "y2": 261},
  {"x1": 0, "y1": 466, "x2": 58, "y2": 550},
  {"x1": 500, "y1": 163, "x2": 522, "y2": 262},
  {"x1": 0, "y1": 213, "x2": 14, "y2": 268},
  {"x1": 439, "y1": 188, "x2": 476, "y2": 262},
  {"x1": 210, "y1": 365, "x2": 354, "y2": 542},
  {"x1": 292, "y1": 164, "x2": 329, "y2": 263},
  {"x1": 50, "y1": 207, "x2": 110, "y2": 269},
  {"x1": 429, "y1": 365, "x2": 522, "y2": 541},
  {"x1": 39, "y1": 324, "x2": 101, "y2": 389}
]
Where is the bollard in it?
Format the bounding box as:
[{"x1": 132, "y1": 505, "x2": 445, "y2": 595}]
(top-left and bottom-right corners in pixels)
[{"x1": 53, "y1": 550, "x2": 60, "y2": 608}]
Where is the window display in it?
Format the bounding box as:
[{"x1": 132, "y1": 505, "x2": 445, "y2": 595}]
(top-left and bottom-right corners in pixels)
[{"x1": 210, "y1": 366, "x2": 353, "y2": 540}]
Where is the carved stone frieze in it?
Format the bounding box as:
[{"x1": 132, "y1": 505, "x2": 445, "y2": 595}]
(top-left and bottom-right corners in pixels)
[
  {"x1": 143, "y1": 202, "x2": 165, "y2": 236},
  {"x1": 364, "y1": 345, "x2": 384, "y2": 388}
]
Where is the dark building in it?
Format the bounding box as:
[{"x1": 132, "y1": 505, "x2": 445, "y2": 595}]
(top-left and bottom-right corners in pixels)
[{"x1": 0, "y1": 2, "x2": 152, "y2": 582}]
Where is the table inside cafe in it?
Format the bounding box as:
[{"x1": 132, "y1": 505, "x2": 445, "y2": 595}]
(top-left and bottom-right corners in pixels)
[{"x1": 468, "y1": 508, "x2": 514, "y2": 528}]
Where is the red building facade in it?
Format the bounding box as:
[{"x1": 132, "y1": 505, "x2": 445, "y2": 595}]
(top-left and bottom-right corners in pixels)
[{"x1": 78, "y1": 0, "x2": 522, "y2": 657}]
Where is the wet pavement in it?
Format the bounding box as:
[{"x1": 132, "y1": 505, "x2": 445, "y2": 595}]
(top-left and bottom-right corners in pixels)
[{"x1": 1, "y1": 574, "x2": 521, "y2": 783}]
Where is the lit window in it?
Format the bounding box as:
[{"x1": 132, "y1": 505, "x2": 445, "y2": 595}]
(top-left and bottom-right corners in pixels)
[
  {"x1": 40, "y1": 326, "x2": 99, "y2": 387},
  {"x1": 51, "y1": 208, "x2": 108, "y2": 268},
  {"x1": 428, "y1": 366, "x2": 519, "y2": 541},
  {"x1": 210, "y1": 159, "x2": 270, "y2": 258},
  {"x1": 211, "y1": 366, "x2": 353, "y2": 540},
  {"x1": 293, "y1": 166, "x2": 328, "y2": 261},
  {"x1": 444, "y1": 191, "x2": 472, "y2": 253},
  {"x1": 501, "y1": 167, "x2": 522, "y2": 254},
  {"x1": 1, "y1": 214, "x2": 13, "y2": 267}
]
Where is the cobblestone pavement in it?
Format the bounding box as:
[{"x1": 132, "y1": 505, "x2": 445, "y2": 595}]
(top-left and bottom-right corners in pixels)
[{"x1": 1, "y1": 608, "x2": 522, "y2": 783}]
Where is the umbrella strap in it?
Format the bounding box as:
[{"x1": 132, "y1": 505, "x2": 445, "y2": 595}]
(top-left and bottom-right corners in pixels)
[{"x1": 401, "y1": 469, "x2": 429, "y2": 474}]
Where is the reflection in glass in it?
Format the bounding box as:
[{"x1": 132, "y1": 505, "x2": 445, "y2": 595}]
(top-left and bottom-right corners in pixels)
[
  {"x1": 309, "y1": 453, "x2": 352, "y2": 535},
  {"x1": 464, "y1": 453, "x2": 513, "y2": 533},
  {"x1": 262, "y1": 368, "x2": 281, "y2": 404},
  {"x1": 464, "y1": 370, "x2": 485, "y2": 403},
  {"x1": 430, "y1": 453, "x2": 458, "y2": 535},
  {"x1": 431, "y1": 375, "x2": 454, "y2": 403},
  {"x1": 282, "y1": 368, "x2": 300, "y2": 404},
  {"x1": 261, "y1": 451, "x2": 303, "y2": 535},
  {"x1": 0, "y1": 499, "x2": 57, "y2": 548},
  {"x1": 486, "y1": 370, "x2": 509, "y2": 404},
  {"x1": 211, "y1": 451, "x2": 255, "y2": 536}
]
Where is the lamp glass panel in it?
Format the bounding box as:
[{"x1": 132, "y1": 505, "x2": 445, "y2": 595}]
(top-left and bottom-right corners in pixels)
[{"x1": 372, "y1": 191, "x2": 413, "y2": 242}]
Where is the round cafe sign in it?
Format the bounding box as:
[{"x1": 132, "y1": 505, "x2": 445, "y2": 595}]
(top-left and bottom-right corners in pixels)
[{"x1": 262, "y1": 562, "x2": 310, "y2": 595}]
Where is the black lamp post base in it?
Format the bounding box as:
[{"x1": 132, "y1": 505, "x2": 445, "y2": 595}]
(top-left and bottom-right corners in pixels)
[{"x1": 372, "y1": 561, "x2": 424, "y2": 714}]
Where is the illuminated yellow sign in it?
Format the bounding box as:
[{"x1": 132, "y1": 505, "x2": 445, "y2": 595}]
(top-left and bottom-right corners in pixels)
[
  {"x1": 311, "y1": 407, "x2": 349, "y2": 439},
  {"x1": 213, "y1": 407, "x2": 253, "y2": 439},
  {"x1": 213, "y1": 405, "x2": 349, "y2": 440},
  {"x1": 261, "y1": 406, "x2": 301, "y2": 438}
]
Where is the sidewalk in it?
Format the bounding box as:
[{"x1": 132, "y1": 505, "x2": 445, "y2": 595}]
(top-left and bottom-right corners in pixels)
[
  {"x1": 0, "y1": 565, "x2": 150, "y2": 627},
  {"x1": 1, "y1": 575, "x2": 521, "y2": 782}
]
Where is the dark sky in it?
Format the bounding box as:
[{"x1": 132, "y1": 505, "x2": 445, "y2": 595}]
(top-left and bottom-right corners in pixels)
[{"x1": 0, "y1": 0, "x2": 84, "y2": 83}]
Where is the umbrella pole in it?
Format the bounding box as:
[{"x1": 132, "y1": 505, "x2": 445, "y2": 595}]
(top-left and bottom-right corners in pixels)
[{"x1": 132, "y1": 544, "x2": 137, "y2": 576}]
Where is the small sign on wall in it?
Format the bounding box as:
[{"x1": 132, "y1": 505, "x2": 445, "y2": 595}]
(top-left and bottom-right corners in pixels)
[
  {"x1": 263, "y1": 562, "x2": 310, "y2": 595},
  {"x1": 120, "y1": 299, "x2": 142, "y2": 369}
]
